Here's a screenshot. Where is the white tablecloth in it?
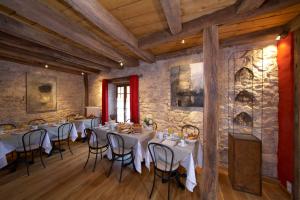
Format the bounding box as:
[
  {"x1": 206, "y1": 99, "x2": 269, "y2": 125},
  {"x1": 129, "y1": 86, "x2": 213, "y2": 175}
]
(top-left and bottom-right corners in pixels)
[
  {"x1": 145, "y1": 137, "x2": 203, "y2": 192},
  {"x1": 74, "y1": 119, "x2": 92, "y2": 138},
  {"x1": 40, "y1": 123, "x2": 78, "y2": 142},
  {"x1": 0, "y1": 129, "x2": 52, "y2": 169},
  {"x1": 94, "y1": 127, "x2": 154, "y2": 173}
]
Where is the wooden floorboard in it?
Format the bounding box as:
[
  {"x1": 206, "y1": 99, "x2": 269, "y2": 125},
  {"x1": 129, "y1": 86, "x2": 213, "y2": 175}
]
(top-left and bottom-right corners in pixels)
[{"x1": 0, "y1": 143, "x2": 291, "y2": 200}]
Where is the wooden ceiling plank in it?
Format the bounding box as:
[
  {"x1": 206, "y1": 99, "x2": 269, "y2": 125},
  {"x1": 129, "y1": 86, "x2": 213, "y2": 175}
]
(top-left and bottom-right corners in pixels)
[
  {"x1": 0, "y1": 43, "x2": 100, "y2": 74},
  {"x1": 156, "y1": 25, "x2": 283, "y2": 60},
  {"x1": 0, "y1": 31, "x2": 110, "y2": 72},
  {"x1": 0, "y1": 55, "x2": 82, "y2": 75},
  {"x1": 64, "y1": 0, "x2": 154, "y2": 63},
  {"x1": 285, "y1": 14, "x2": 300, "y2": 32},
  {"x1": 236, "y1": 0, "x2": 266, "y2": 14},
  {"x1": 0, "y1": 13, "x2": 120, "y2": 68},
  {"x1": 0, "y1": 0, "x2": 138, "y2": 67},
  {"x1": 139, "y1": 0, "x2": 299, "y2": 49},
  {"x1": 159, "y1": 0, "x2": 182, "y2": 34}
]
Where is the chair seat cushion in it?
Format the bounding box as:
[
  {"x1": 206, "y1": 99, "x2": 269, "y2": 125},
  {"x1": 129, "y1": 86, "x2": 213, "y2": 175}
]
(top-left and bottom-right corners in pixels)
[
  {"x1": 112, "y1": 147, "x2": 132, "y2": 155},
  {"x1": 90, "y1": 140, "x2": 108, "y2": 148},
  {"x1": 16, "y1": 144, "x2": 40, "y2": 152},
  {"x1": 156, "y1": 159, "x2": 179, "y2": 172}
]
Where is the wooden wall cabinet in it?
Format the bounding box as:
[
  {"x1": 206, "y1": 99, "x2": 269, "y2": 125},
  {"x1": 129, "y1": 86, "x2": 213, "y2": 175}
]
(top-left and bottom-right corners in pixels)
[{"x1": 228, "y1": 133, "x2": 262, "y2": 195}]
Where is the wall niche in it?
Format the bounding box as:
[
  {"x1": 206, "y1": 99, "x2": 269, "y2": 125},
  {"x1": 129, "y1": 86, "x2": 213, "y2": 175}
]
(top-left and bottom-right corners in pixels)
[
  {"x1": 234, "y1": 67, "x2": 254, "y2": 86},
  {"x1": 233, "y1": 112, "x2": 253, "y2": 127},
  {"x1": 235, "y1": 90, "x2": 256, "y2": 105}
]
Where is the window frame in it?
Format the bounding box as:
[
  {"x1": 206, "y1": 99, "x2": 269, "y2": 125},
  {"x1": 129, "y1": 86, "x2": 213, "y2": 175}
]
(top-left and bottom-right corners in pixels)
[{"x1": 116, "y1": 84, "x2": 130, "y2": 123}]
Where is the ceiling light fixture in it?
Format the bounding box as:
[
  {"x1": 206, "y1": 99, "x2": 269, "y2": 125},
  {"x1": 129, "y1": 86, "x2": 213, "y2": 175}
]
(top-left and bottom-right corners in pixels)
[
  {"x1": 275, "y1": 35, "x2": 281, "y2": 41},
  {"x1": 181, "y1": 39, "x2": 185, "y2": 44},
  {"x1": 81, "y1": 72, "x2": 84, "y2": 76},
  {"x1": 45, "y1": 64, "x2": 48, "y2": 68},
  {"x1": 120, "y1": 62, "x2": 124, "y2": 67}
]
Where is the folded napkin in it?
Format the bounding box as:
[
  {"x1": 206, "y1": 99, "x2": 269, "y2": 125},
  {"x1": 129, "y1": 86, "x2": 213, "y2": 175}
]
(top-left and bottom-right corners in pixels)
[{"x1": 162, "y1": 139, "x2": 177, "y2": 147}]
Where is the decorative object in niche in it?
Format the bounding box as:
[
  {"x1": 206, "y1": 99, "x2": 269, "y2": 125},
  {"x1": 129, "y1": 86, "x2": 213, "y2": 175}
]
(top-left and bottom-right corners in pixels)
[
  {"x1": 170, "y1": 62, "x2": 204, "y2": 108},
  {"x1": 234, "y1": 67, "x2": 254, "y2": 85},
  {"x1": 233, "y1": 112, "x2": 253, "y2": 127},
  {"x1": 26, "y1": 73, "x2": 57, "y2": 113},
  {"x1": 235, "y1": 90, "x2": 256, "y2": 105}
]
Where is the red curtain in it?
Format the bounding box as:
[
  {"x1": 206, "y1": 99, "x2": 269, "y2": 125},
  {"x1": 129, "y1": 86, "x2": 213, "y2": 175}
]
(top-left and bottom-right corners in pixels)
[
  {"x1": 101, "y1": 79, "x2": 108, "y2": 125},
  {"x1": 130, "y1": 75, "x2": 139, "y2": 124},
  {"x1": 277, "y1": 32, "x2": 294, "y2": 187}
]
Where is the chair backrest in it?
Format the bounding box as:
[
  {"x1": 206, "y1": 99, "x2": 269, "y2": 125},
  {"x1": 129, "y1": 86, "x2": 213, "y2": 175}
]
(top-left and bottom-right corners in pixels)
[
  {"x1": 181, "y1": 124, "x2": 200, "y2": 138},
  {"x1": 148, "y1": 142, "x2": 174, "y2": 172},
  {"x1": 28, "y1": 119, "x2": 47, "y2": 125},
  {"x1": 84, "y1": 128, "x2": 100, "y2": 148},
  {"x1": 107, "y1": 132, "x2": 125, "y2": 155},
  {"x1": 22, "y1": 128, "x2": 47, "y2": 152},
  {"x1": 0, "y1": 123, "x2": 16, "y2": 131},
  {"x1": 66, "y1": 114, "x2": 76, "y2": 122},
  {"x1": 91, "y1": 117, "x2": 101, "y2": 128},
  {"x1": 58, "y1": 122, "x2": 73, "y2": 140}
]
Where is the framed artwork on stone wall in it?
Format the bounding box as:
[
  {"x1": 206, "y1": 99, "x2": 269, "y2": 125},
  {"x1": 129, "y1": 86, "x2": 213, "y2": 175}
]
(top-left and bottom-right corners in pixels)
[
  {"x1": 26, "y1": 73, "x2": 57, "y2": 113},
  {"x1": 170, "y1": 62, "x2": 204, "y2": 108}
]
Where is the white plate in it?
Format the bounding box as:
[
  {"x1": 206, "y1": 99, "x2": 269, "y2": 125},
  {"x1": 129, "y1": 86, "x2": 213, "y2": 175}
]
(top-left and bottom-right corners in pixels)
[{"x1": 177, "y1": 142, "x2": 187, "y2": 147}]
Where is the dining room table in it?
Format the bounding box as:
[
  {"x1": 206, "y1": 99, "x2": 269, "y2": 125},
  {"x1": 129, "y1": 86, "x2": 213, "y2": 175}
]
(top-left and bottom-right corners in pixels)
[
  {"x1": 93, "y1": 125, "x2": 155, "y2": 174},
  {"x1": 0, "y1": 128, "x2": 52, "y2": 169},
  {"x1": 144, "y1": 134, "x2": 203, "y2": 192},
  {"x1": 73, "y1": 118, "x2": 93, "y2": 138},
  {"x1": 39, "y1": 122, "x2": 78, "y2": 142}
]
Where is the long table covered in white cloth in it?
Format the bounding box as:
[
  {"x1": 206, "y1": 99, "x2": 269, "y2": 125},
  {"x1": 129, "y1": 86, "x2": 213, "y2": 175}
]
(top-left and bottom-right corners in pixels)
[
  {"x1": 145, "y1": 137, "x2": 203, "y2": 192},
  {"x1": 39, "y1": 123, "x2": 78, "y2": 142},
  {"x1": 74, "y1": 119, "x2": 92, "y2": 138},
  {"x1": 0, "y1": 128, "x2": 52, "y2": 169},
  {"x1": 94, "y1": 127, "x2": 154, "y2": 173}
]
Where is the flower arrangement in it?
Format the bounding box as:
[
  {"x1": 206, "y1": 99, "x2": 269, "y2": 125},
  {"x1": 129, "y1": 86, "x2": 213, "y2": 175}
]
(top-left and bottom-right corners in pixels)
[{"x1": 143, "y1": 114, "x2": 153, "y2": 126}]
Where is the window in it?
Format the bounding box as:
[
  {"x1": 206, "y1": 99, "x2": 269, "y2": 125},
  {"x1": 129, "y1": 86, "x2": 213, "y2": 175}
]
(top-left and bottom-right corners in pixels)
[{"x1": 116, "y1": 85, "x2": 130, "y2": 122}]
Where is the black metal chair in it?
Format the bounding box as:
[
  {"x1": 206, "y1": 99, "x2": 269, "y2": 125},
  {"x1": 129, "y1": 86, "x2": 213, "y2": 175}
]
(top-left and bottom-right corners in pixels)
[
  {"x1": 83, "y1": 128, "x2": 108, "y2": 172},
  {"x1": 181, "y1": 124, "x2": 200, "y2": 139},
  {"x1": 50, "y1": 122, "x2": 73, "y2": 159},
  {"x1": 148, "y1": 142, "x2": 181, "y2": 200},
  {"x1": 0, "y1": 123, "x2": 16, "y2": 130},
  {"x1": 106, "y1": 132, "x2": 136, "y2": 182},
  {"x1": 28, "y1": 119, "x2": 47, "y2": 125},
  {"x1": 91, "y1": 117, "x2": 101, "y2": 129},
  {"x1": 16, "y1": 128, "x2": 47, "y2": 176}
]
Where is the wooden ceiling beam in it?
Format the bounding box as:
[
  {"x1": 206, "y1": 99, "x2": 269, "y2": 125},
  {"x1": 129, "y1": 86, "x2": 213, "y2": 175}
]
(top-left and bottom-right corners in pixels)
[
  {"x1": 0, "y1": 13, "x2": 120, "y2": 69},
  {"x1": 159, "y1": 0, "x2": 182, "y2": 34},
  {"x1": 0, "y1": 44, "x2": 100, "y2": 74},
  {"x1": 64, "y1": 0, "x2": 154, "y2": 63},
  {"x1": 0, "y1": 55, "x2": 82, "y2": 75},
  {"x1": 0, "y1": 0, "x2": 138, "y2": 67},
  {"x1": 0, "y1": 31, "x2": 110, "y2": 72},
  {"x1": 156, "y1": 26, "x2": 283, "y2": 60},
  {"x1": 285, "y1": 14, "x2": 300, "y2": 32},
  {"x1": 139, "y1": 0, "x2": 299, "y2": 49},
  {"x1": 236, "y1": 0, "x2": 266, "y2": 14}
]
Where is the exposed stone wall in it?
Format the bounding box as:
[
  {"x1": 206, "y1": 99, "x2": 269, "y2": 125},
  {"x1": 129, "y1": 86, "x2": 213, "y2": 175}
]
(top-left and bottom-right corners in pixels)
[
  {"x1": 0, "y1": 61, "x2": 85, "y2": 126},
  {"x1": 89, "y1": 40, "x2": 278, "y2": 178}
]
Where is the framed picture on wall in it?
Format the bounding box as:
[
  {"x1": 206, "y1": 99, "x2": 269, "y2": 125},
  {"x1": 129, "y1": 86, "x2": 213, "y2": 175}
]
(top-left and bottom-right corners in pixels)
[
  {"x1": 26, "y1": 73, "x2": 57, "y2": 113},
  {"x1": 170, "y1": 62, "x2": 204, "y2": 108}
]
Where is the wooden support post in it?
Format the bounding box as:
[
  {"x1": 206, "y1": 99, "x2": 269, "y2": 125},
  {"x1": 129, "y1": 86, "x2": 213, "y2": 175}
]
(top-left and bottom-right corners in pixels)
[
  {"x1": 294, "y1": 29, "x2": 300, "y2": 200},
  {"x1": 84, "y1": 74, "x2": 89, "y2": 117},
  {"x1": 200, "y1": 25, "x2": 219, "y2": 200}
]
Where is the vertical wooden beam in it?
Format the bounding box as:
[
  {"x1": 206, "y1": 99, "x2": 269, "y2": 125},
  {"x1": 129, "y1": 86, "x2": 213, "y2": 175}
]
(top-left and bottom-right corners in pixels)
[
  {"x1": 84, "y1": 74, "x2": 89, "y2": 117},
  {"x1": 294, "y1": 29, "x2": 300, "y2": 200},
  {"x1": 201, "y1": 25, "x2": 219, "y2": 200}
]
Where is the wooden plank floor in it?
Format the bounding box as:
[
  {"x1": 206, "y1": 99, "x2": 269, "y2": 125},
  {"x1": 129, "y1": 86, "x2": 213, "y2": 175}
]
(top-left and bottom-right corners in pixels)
[{"x1": 0, "y1": 143, "x2": 291, "y2": 200}]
